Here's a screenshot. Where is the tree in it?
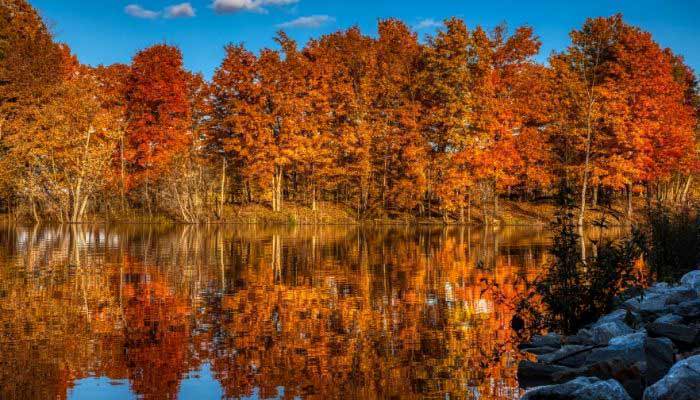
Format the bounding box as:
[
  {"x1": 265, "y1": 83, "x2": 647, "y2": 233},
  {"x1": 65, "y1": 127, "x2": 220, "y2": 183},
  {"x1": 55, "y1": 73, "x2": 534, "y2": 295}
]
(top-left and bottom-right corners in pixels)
[
  {"x1": 417, "y1": 18, "x2": 475, "y2": 220},
  {"x1": 1, "y1": 59, "x2": 119, "y2": 222},
  {"x1": 125, "y1": 44, "x2": 191, "y2": 213},
  {"x1": 369, "y1": 19, "x2": 427, "y2": 215},
  {"x1": 550, "y1": 15, "x2": 625, "y2": 225},
  {"x1": 306, "y1": 27, "x2": 376, "y2": 216},
  {"x1": 466, "y1": 25, "x2": 545, "y2": 221},
  {"x1": 598, "y1": 24, "x2": 696, "y2": 218},
  {"x1": 210, "y1": 44, "x2": 270, "y2": 207},
  {"x1": 94, "y1": 63, "x2": 131, "y2": 209},
  {"x1": 551, "y1": 15, "x2": 697, "y2": 223},
  {"x1": 0, "y1": 0, "x2": 64, "y2": 213}
]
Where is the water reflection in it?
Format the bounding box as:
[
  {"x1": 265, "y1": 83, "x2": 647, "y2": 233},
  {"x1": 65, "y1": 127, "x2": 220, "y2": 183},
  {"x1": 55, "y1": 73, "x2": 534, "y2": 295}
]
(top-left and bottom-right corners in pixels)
[{"x1": 0, "y1": 224, "x2": 555, "y2": 399}]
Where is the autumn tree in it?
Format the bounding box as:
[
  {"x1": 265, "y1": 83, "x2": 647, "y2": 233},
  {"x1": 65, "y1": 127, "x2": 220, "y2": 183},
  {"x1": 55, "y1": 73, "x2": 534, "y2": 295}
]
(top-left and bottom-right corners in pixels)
[
  {"x1": 306, "y1": 28, "x2": 376, "y2": 216},
  {"x1": 125, "y1": 44, "x2": 191, "y2": 214},
  {"x1": 1, "y1": 51, "x2": 120, "y2": 222},
  {"x1": 599, "y1": 24, "x2": 696, "y2": 218},
  {"x1": 417, "y1": 18, "x2": 477, "y2": 221},
  {"x1": 94, "y1": 63, "x2": 131, "y2": 209},
  {"x1": 1, "y1": 4, "x2": 697, "y2": 224},
  {"x1": 552, "y1": 15, "x2": 697, "y2": 223},
  {"x1": 0, "y1": 0, "x2": 64, "y2": 213},
  {"x1": 467, "y1": 25, "x2": 548, "y2": 221},
  {"x1": 209, "y1": 44, "x2": 269, "y2": 208},
  {"x1": 369, "y1": 19, "x2": 427, "y2": 215}
]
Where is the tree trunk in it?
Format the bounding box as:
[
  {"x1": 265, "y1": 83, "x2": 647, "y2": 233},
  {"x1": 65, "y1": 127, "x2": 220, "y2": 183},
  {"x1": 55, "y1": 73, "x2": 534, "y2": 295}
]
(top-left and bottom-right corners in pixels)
[
  {"x1": 311, "y1": 184, "x2": 317, "y2": 212},
  {"x1": 579, "y1": 135, "x2": 592, "y2": 227},
  {"x1": 272, "y1": 166, "x2": 283, "y2": 212},
  {"x1": 467, "y1": 191, "x2": 472, "y2": 225},
  {"x1": 592, "y1": 184, "x2": 598, "y2": 208},
  {"x1": 681, "y1": 175, "x2": 693, "y2": 204},
  {"x1": 493, "y1": 179, "x2": 499, "y2": 220},
  {"x1": 120, "y1": 134, "x2": 126, "y2": 212},
  {"x1": 219, "y1": 157, "x2": 227, "y2": 219},
  {"x1": 626, "y1": 184, "x2": 633, "y2": 222},
  {"x1": 30, "y1": 195, "x2": 40, "y2": 223}
]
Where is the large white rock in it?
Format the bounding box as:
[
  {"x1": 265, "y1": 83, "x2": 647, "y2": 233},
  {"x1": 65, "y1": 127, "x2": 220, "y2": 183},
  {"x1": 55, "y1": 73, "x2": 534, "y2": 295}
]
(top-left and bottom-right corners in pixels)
[{"x1": 643, "y1": 355, "x2": 700, "y2": 400}]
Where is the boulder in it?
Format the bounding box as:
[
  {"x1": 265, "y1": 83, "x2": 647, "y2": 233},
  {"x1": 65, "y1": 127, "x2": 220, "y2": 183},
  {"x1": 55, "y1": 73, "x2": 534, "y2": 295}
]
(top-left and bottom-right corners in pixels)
[
  {"x1": 585, "y1": 332, "x2": 648, "y2": 366},
  {"x1": 673, "y1": 299, "x2": 700, "y2": 319},
  {"x1": 565, "y1": 330, "x2": 596, "y2": 346},
  {"x1": 665, "y1": 288, "x2": 699, "y2": 305},
  {"x1": 524, "y1": 346, "x2": 560, "y2": 356},
  {"x1": 643, "y1": 355, "x2": 700, "y2": 400},
  {"x1": 520, "y1": 333, "x2": 563, "y2": 350},
  {"x1": 597, "y1": 309, "x2": 632, "y2": 325},
  {"x1": 624, "y1": 294, "x2": 674, "y2": 317},
  {"x1": 517, "y1": 360, "x2": 576, "y2": 388},
  {"x1": 648, "y1": 282, "x2": 671, "y2": 292},
  {"x1": 538, "y1": 345, "x2": 597, "y2": 368},
  {"x1": 582, "y1": 358, "x2": 645, "y2": 399},
  {"x1": 521, "y1": 376, "x2": 632, "y2": 400},
  {"x1": 647, "y1": 322, "x2": 700, "y2": 347},
  {"x1": 680, "y1": 270, "x2": 700, "y2": 292},
  {"x1": 644, "y1": 337, "x2": 676, "y2": 386},
  {"x1": 654, "y1": 314, "x2": 683, "y2": 324},
  {"x1": 589, "y1": 321, "x2": 635, "y2": 345}
]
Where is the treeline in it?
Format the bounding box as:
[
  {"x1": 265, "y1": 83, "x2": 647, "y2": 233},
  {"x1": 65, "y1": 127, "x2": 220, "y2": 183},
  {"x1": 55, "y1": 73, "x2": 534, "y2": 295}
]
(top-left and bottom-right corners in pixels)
[{"x1": 0, "y1": 0, "x2": 698, "y2": 223}]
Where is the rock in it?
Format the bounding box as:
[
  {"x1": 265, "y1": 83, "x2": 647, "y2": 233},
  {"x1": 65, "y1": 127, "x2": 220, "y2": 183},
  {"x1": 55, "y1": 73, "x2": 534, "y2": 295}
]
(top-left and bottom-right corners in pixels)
[
  {"x1": 525, "y1": 346, "x2": 560, "y2": 356},
  {"x1": 521, "y1": 376, "x2": 632, "y2": 400},
  {"x1": 521, "y1": 333, "x2": 563, "y2": 350},
  {"x1": 517, "y1": 360, "x2": 576, "y2": 388},
  {"x1": 654, "y1": 314, "x2": 683, "y2": 324},
  {"x1": 680, "y1": 270, "x2": 700, "y2": 292},
  {"x1": 596, "y1": 309, "x2": 642, "y2": 329},
  {"x1": 644, "y1": 337, "x2": 676, "y2": 386},
  {"x1": 673, "y1": 299, "x2": 700, "y2": 319},
  {"x1": 649, "y1": 282, "x2": 671, "y2": 292},
  {"x1": 647, "y1": 322, "x2": 700, "y2": 347},
  {"x1": 624, "y1": 293, "x2": 674, "y2": 317},
  {"x1": 586, "y1": 332, "x2": 648, "y2": 366},
  {"x1": 643, "y1": 355, "x2": 700, "y2": 400},
  {"x1": 538, "y1": 345, "x2": 597, "y2": 368},
  {"x1": 624, "y1": 286, "x2": 699, "y2": 319},
  {"x1": 565, "y1": 330, "x2": 596, "y2": 346},
  {"x1": 590, "y1": 321, "x2": 635, "y2": 345},
  {"x1": 665, "y1": 288, "x2": 699, "y2": 305},
  {"x1": 583, "y1": 358, "x2": 646, "y2": 399},
  {"x1": 597, "y1": 309, "x2": 631, "y2": 325}
]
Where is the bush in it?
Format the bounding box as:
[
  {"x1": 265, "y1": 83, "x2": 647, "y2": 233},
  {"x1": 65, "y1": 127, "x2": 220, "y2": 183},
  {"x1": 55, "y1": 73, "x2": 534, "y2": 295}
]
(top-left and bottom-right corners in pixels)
[{"x1": 534, "y1": 211, "x2": 645, "y2": 334}]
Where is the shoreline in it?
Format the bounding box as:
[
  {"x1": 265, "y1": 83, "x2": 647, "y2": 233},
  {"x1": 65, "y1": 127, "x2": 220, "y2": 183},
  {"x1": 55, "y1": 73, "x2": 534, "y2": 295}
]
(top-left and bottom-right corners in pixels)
[{"x1": 0, "y1": 199, "x2": 644, "y2": 227}]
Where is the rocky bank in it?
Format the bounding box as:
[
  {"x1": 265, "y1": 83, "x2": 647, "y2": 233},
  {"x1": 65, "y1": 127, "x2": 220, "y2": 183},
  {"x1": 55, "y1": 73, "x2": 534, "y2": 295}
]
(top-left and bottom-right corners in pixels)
[{"x1": 517, "y1": 270, "x2": 700, "y2": 400}]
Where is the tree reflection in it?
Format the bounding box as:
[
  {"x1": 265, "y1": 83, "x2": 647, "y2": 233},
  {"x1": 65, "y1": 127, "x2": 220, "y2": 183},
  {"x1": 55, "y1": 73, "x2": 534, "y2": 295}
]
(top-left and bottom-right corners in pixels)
[{"x1": 0, "y1": 223, "x2": 553, "y2": 399}]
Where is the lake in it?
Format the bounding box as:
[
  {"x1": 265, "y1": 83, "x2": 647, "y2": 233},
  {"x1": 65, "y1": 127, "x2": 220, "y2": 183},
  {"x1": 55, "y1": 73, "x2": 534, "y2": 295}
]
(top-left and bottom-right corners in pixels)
[{"x1": 0, "y1": 224, "x2": 559, "y2": 399}]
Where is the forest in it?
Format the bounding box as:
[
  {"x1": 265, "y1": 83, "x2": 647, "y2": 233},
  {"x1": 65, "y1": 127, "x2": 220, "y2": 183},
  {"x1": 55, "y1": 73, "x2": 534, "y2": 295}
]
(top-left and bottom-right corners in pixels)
[{"x1": 0, "y1": 0, "x2": 698, "y2": 224}]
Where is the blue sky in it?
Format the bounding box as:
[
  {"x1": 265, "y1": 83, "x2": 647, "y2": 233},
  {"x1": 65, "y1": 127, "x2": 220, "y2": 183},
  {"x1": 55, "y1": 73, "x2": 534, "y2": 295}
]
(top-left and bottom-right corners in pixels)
[{"x1": 31, "y1": 0, "x2": 699, "y2": 79}]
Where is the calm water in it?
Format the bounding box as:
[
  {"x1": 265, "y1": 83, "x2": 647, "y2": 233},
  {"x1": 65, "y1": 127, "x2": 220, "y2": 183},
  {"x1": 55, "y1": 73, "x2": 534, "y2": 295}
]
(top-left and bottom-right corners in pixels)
[{"x1": 0, "y1": 224, "x2": 559, "y2": 400}]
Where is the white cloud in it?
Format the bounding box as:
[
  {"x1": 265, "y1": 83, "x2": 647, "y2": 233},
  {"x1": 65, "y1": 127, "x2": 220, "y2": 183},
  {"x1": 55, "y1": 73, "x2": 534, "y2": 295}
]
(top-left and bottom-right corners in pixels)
[
  {"x1": 277, "y1": 14, "x2": 334, "y2": 29},
  {"x1": 165, "y1": 3, "x2": 196, "y2": 18},
  {"x1": 125, "y1": 4, "x2": 160, "y2": 19},
  {"x1": 415, "y1": 18, "x2": 442, "y2": 30},
  {"x1": 212, "y1": 0, "x2": 299, "y2": 14}
]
